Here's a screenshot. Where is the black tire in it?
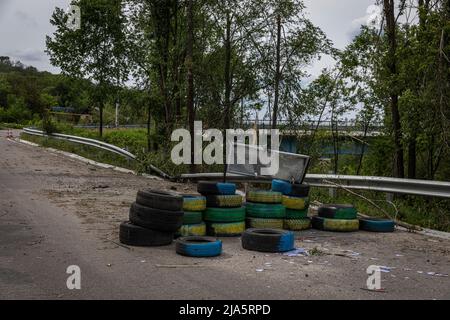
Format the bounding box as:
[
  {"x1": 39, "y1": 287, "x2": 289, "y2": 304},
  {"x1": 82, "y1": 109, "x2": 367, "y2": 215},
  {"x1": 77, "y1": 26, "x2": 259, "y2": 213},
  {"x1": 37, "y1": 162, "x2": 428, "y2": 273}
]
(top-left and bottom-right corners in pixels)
[
  {"x1": 241, "y1": 228, "x2": 295, "y2": 253},
  {"x1": 119, "y1": 221, "x2": 173, "y2": 247},
  {"x1": 129, "y1": 202, "x2": 184, "y2": 232},
  {"x1": 290, "y1": 183, "x2": 310, "y2": 197},
  {"x1": 197, "y1": 181, "x2": 236, "y2": 195},
  {"x1": 136, "y1": 189, "x2": 183, "y2": 211}
]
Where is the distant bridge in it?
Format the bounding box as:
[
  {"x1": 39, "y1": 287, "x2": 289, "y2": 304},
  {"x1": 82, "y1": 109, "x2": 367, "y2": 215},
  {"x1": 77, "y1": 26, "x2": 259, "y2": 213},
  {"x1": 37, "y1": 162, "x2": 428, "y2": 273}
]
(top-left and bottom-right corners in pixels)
[{"x1": 241, "y1": 119, "x2": 384, "y2": 137}]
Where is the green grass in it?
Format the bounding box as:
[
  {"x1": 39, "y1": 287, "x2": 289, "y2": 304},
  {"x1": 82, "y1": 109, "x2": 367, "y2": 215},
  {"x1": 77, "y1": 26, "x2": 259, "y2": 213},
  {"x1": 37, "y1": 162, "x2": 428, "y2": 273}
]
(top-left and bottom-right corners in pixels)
[
  {"x1": 0, "y1": 123, "x2": 24, "y2": 130},
  {"x1": 310, "y1": 188, "x2": 450, "y2": 232},
  {"x1": 21, "y1": 133, "x2": 137, "y2": 171}
]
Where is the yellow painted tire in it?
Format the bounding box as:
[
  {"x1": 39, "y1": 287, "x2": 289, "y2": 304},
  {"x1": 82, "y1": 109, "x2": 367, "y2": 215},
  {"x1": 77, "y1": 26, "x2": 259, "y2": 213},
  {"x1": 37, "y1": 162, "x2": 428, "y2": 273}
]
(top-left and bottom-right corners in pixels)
[
  {"x1": 284, "y1": 218, "x2": 311, "y2": 231},
  {"x1": 178, "y1": 223, "x2": 207, "y2": 237},
  {"x1": 282, "y1": 195, "x2": 309, "y2": 210},
  {"x1": 206, "y1": 221, "x2": 246, "y2": 237},
  {"x1": 183, "y1": 196, "x2": 207, "y2": 212},
  {"x1": 246, "y1": 190, "x2": 282, "y2": 204},
  {"x1": 312, "y1": 216, "x2": 359, "y2": 232},
  {"x1": 246, "y1": 218, "x2": 284, "y2": 229}
]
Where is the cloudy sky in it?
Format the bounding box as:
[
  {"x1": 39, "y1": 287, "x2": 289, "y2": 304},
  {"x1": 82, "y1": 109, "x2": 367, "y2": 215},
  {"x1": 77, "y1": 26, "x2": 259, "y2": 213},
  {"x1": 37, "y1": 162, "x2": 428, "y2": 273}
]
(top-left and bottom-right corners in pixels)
[{"x1": 0, "y1": 0, "x2": 376, "y2": 75}]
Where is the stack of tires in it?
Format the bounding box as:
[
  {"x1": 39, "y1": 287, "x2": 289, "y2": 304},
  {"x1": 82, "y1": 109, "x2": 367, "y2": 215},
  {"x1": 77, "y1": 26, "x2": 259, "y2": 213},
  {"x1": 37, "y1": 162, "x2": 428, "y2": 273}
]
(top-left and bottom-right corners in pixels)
[
  {"x1": 245, "y1": 190, "x2": 286, "y2": 229},
  {"x1": 120, "y1": 189, "x2": 184, "y2": 246},
  {"x1": 178, "y1": 195, "x2": 207, "y2": 237},
  {"x1": 272, "y1": 180, "x2": 311, "y2": 231},
  {"x1": 312, "y1": 204, "x2": 360, "y2": 232},
  {"x1": 198, "y1": 181, "x2": 246, "y2": 237}
]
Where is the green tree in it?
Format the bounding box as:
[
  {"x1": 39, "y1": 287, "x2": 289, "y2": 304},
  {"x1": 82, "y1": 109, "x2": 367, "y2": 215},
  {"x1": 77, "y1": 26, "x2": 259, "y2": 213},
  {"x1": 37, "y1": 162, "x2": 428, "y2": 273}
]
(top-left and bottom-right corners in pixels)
[{"x1": 46, "y1": 0, "x2": 129, "y2": 137}]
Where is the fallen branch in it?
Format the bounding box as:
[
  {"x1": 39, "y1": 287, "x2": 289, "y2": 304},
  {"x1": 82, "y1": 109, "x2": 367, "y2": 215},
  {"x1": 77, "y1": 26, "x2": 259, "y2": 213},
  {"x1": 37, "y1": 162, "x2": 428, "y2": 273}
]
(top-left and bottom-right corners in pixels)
[
  {"x1": 107, "y1": 239, "x2": 133, "y2": 251},
  {"x1": 155, "y1": 264, "x2": 204, "y2": 268}
]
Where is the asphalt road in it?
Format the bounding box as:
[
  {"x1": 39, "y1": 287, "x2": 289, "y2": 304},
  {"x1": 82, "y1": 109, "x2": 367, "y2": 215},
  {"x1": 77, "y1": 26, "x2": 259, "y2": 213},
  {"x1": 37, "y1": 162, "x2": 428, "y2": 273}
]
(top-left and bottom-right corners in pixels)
[{"x1": 0, "y1": 130, "x2": 449, "y2": 300}]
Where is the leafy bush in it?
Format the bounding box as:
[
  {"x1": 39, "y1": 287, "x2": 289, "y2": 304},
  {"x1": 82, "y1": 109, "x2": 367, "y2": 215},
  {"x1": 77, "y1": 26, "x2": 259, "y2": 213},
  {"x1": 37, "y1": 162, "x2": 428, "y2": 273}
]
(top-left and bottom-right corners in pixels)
[{"x1": 0, "y1": 96, "x2": 32, "y2": 123}]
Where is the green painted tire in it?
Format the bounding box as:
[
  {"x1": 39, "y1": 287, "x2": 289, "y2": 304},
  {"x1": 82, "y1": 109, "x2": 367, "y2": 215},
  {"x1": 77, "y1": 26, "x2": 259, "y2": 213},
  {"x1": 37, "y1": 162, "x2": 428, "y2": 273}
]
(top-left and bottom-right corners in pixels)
[
  {"x1": 183, "y1": 195, "x2": 207, "y2": 212},
  {"x1": 318, "y1": 204, "x2": 358, "y2": 220},
  {"x1": 178, "y1": 223, "x2": 207, "y2": 237},
  {"x1": 282, "y1": 195, "x2": 309, "y2": 210},
  {"x1": 182, "y1": 211, "x2": 203, "y2": 225},
  {"x1": 246, "y1": 190, "x2": 282, "y2": 204},
  {"x1": 285, "y1": 208, "x2": 308, "y2": 219},
  {"x1": 206, "y1": 194, "x2": 243, "y2": 208},
  {"x1": 246, "y1": 217, "x2": 284, "y2": 229},
  {"x1": 359, "y1": 217, "x2": 395, "y2": 233},
  {"x1": 245, "y1": 202, "x2": 286, "y2": 219},
  {"x1": 206, "y1": 221, "x2": 246, "y2": 237},
  {"x1": 312, "y1": 216, "x2": 359, "y2": 232},
  {"x1": 203, "y1": 207, "x2": 246, "y2": 223},
  {"x1": 284, "y1": 218, "x2": 311, "y2": 231}
]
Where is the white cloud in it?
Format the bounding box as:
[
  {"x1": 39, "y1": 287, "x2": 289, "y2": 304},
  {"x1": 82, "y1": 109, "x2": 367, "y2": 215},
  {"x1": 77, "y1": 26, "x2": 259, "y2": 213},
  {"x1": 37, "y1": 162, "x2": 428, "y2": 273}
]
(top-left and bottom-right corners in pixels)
[
  {"x1": 7, "y1": 48, "x2": 46, "y2": 62},
  {"x1": 351, "y1": 4, "x2": 383, "y2": 31}
]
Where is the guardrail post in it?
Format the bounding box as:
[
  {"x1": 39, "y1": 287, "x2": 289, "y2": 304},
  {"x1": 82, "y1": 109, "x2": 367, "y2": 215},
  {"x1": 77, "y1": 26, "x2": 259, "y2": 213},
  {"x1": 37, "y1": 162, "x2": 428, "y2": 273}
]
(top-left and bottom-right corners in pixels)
[
  {"x1": 328, "y1": 171, "x2": 337, "y2": 198},
  {"x1": 386, "y1": 193, "x2": 394, "y2": 202}
]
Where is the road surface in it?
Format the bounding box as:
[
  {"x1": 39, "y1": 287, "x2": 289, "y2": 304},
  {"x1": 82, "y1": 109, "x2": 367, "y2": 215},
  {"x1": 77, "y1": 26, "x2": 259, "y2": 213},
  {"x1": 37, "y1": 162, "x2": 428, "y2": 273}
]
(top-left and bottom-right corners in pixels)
[{"x1": 1, "y1": 130, "x2": 449, "y2": 299}]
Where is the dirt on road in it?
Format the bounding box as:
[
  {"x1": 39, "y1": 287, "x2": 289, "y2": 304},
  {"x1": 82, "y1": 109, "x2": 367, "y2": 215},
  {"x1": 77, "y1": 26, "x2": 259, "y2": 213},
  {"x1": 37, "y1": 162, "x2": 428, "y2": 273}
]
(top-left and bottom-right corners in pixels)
[{"x1": 1, "y1": 130, "x2": 449, "y2": 300}]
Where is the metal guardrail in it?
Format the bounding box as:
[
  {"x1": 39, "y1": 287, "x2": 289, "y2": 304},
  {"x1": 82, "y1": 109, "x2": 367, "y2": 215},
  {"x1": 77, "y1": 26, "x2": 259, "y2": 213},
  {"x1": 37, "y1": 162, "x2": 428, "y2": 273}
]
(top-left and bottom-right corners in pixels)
[
  {"x1": 304, "y1": 174, "x2": 450, "y2": 199},
  {"x1": 180, "y1": 173, "x2": 450, "y2": 199},
  {"x1": 22, "y1": 128, "x2": 450, "y2": 198},
  {"x1": 22, "y1": 128, "x2": 173, "y2": 180},
  {"x1": 23, "y1": 128, "x2": 137, "y2": 160}
]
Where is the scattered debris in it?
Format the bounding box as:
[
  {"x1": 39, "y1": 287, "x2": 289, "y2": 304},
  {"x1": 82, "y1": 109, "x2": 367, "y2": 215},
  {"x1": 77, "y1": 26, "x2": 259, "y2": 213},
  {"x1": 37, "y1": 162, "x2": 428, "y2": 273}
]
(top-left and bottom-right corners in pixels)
[
  {"x1": 341, "y1": 250, "x2": 360, "y2": 257},
  {"x1": 155, "y1": 264, "x2": 203, "y2": 268},
  {"x1": 284, "y1": 248, "x2": 309, "y2": 257},
  {"x1": 361, "y1": 287, "x2": 387, "y2": 293},
  {"x1": 379, "y1": 266, "x2": 394, "y2": 273},
  {"x1": 93, "y1": 185, "x2": 109, "y2": 189},
  {"x1": 309, "y1": 247, "x2": 325, "y2": 256}
]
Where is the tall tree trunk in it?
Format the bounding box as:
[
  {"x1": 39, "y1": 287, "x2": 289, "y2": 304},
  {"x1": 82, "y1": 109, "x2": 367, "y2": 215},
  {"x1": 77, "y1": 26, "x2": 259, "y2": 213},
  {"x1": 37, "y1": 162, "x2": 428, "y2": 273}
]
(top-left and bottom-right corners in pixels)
[
  {"x1": 356, "y1": 122, "x2": 370, "y2": 176},
  {"x1": 272, "y1": 13, "x2": 282, "y2": 129},
  {"x1": 223, "y1": 12, "x2": 232, "y2": 182},
  {"x1": 173, "y1": 0, "x2": 182, "y2": 120},
  {"x1": 383, "y1": 0, "x2": 405, "y2": 178},
  {"x1": 186, "y1": 0, "x2": 195, "y2": 173},
  {"x1": 147, "y1": 98, "x2": 152, "y2": 152},
  {"x1": 407, "y1": 139, "x2": 416, "y2": 178},
  {"x1": 99, "y1": 98, "x2": 104, "y2": 138}
]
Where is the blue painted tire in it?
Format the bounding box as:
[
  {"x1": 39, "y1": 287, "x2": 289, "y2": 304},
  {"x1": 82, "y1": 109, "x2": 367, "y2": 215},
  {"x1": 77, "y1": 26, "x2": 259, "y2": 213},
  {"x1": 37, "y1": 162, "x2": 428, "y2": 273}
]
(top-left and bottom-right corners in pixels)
[
  {"x1": 271, "y1": 180, "x2": 310, "y2": 197},
  {"x1": 241, "y1": 228, "x2": 295, "y2": 253},
  {"x1": 359, "y1": 218, "x2": 395, "y2": 233},
  {"x1": 176, "y1": 236, "x2": 222, "y2": 257},
  {"x1": 272, "y1": 179, "x2": 292, "y2": 195}
]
